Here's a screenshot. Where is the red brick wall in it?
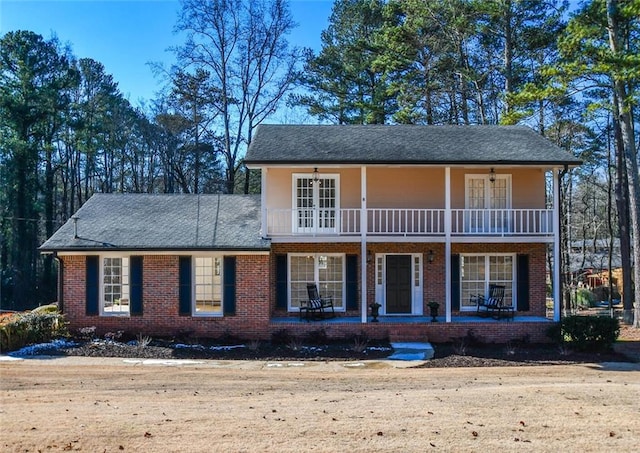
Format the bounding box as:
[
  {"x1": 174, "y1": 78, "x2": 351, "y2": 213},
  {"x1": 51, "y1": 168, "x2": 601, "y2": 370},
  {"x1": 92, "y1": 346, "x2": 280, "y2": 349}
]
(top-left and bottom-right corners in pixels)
[
  {"x1": 272, "y1": 242, "x2": 547, "y2": 318},
  {"x1": 60, "y1": 254, "x2": 272, "y2": 339},
  {"x1": 269, "y1": 320, "x2": 552, "y2": 344},
  {"x1": 59, "y1": 241, "x2": 549, "y2": 342}
]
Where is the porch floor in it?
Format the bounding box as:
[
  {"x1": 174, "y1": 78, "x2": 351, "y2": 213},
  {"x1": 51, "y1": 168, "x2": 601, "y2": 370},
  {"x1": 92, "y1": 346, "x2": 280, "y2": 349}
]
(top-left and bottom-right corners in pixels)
[{"x1": 271, "y1": 315, "x2": 551, "y2": 324}]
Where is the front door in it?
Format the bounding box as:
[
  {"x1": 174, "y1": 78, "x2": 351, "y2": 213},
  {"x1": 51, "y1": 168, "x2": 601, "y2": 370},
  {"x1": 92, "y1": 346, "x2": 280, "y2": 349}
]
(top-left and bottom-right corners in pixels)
[{"x1": 385, "y1": 255, "x2": 412, "y2": 314}]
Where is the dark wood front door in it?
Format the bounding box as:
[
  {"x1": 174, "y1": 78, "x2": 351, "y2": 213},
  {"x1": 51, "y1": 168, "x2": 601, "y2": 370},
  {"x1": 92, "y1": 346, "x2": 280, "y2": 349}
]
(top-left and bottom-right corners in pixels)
[{"x1": 385, "y1": 255, "x2": 412, "y2": 314}]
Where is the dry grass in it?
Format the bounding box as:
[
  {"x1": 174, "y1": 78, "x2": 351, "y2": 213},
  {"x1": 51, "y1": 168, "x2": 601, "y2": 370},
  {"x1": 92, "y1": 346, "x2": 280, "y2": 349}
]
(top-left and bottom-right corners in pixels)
[{"x1": 1, "y1": 358, "x2": 639, "y2": 452}]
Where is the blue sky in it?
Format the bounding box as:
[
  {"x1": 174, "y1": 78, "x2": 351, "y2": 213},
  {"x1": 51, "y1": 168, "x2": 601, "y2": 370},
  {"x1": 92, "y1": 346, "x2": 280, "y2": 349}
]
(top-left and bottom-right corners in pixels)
[{"x1": 0, "y1": 0, "x2": 332, "y2": 104}]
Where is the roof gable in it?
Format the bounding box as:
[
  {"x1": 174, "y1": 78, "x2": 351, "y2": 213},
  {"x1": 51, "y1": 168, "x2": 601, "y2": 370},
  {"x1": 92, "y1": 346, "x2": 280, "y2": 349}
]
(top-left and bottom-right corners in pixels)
[{"x1": 245, "y1": 124, "x2": 581, "y2": 166}]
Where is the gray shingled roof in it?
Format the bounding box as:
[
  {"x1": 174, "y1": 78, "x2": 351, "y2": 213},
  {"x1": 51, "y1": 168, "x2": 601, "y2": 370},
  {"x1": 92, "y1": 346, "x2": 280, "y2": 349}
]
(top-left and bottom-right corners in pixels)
[
  {"x1": 40, "y1": 194, "x2": 270, "y2": 252},
  {"x1": 245, "y1": 124, "x2": 582, "y2": 165}
]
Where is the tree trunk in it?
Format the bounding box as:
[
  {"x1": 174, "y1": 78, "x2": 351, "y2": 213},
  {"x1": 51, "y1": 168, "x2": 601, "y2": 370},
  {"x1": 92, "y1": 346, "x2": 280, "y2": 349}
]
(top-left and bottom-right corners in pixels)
[{"x1": 607, "y1": 0, "x2": 640, "y2": 328}]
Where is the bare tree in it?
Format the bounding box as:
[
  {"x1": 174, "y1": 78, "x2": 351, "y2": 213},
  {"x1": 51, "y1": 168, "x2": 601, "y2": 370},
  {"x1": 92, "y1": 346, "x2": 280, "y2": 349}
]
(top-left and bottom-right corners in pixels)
[{"x1": 173, "y1": 0, "x2": 301, "y2": 193}]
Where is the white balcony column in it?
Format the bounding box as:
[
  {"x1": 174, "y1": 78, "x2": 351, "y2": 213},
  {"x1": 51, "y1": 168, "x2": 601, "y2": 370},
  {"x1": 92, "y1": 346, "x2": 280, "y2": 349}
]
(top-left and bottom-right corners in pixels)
[
  {"x1": 361, "y1": 166, "x2": 368, "y2": 323},
  {"x1": 553, "y1": 168, "x2": 561, "y2": 322},
  {"x1": 261, "y1": 168, "x2": 268, "y2": 238},
  {"x1": 445, "y1": 167, "x2": 452, "y2": 323}
]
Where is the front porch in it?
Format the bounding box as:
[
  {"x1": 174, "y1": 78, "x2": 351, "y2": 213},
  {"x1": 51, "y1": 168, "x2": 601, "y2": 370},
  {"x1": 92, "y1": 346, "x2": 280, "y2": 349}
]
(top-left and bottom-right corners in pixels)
[{"x1": 270, "y1": 315, "x2": 553, "y2": 344}]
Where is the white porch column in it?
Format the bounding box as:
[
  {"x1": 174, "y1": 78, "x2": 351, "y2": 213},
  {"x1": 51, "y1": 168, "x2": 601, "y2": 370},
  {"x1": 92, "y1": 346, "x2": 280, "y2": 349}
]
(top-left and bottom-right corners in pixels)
[
  {"x1": 261, "y1": 168, "x2": 268, "y2": 238},
  {"x1": 445, "y1": 167, "x2": 452, "y2": 323},
  {"x1": 361, "y1": 166, "x2": 368, "y2": 323},
  {"x1": 553, "y1": 168, "x2": 561, "y2": 322}
]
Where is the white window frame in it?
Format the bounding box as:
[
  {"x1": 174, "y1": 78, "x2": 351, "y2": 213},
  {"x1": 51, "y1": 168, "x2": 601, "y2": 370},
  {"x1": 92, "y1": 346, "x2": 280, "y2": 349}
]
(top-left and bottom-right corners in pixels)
[
  {"x1": 292, "y1": 173, "x2": 340, "y2": 234},
  {"x1": 459, "y1": 253, "x2": 516, "y2": 311},
  {"x1": 192, "y1": 255, "x2": 224, "y2": 317},
  {"x1": 464, "y1": 174, "x2": 512, "y2": 233},
  {"x1": 288, "y1": 253, "x2": 345, "y2": 312},
  {"x1": 100, "y1": 254, "x2": 130, "y2": 317}
]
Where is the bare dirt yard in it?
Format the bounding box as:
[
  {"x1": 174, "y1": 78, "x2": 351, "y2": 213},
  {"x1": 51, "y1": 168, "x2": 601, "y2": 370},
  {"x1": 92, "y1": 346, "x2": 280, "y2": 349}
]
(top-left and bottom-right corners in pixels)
[{"x1": 1, "y1": 357, "x2": 639, "y2": 453}]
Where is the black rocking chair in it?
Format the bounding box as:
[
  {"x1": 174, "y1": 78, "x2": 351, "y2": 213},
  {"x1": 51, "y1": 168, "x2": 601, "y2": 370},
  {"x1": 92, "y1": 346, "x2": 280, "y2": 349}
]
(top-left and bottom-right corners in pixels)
[
  {"x1": 472, "y1": 284, "x2": 514, "y2": 320},
  {"x1": 299, "y1": 283, "x2": 335, "y2": 321}
]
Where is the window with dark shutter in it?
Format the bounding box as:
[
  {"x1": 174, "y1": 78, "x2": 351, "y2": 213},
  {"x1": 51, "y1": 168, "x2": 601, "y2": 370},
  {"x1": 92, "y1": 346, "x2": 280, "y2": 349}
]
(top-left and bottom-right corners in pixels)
[
  {"x1": 275, "y1": 255, "x2": 288, "y2": 309},
  {"x1": 130, "y1": 256, "x2": 143, "y2": 316},
  {"x1": 86, "y1": 256, "x2": 99, "y2": 316},
  {"x1": 223, "y1": 256, "x2": 236, "y2": 315},
  {"x1": 178, "y1": 256, "x2": 192, "y2": 316},
  {"x1": 346, "y1": 255, "x2": 358, "y2": 310},
  {"x1": 517, "y1": 255, "x2": 530, "y2": 311},
  {"x1": 451, "y1": 254, "x2": 460, "y2": 311}
]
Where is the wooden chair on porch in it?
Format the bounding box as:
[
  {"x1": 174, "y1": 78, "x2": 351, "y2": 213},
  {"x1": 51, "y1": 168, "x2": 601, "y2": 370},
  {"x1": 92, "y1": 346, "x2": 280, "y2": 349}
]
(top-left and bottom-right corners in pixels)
[
  {"x1": 472, "y1": 284, "x2": 513, "y2": 320},
  {"x1": 299, "y1": 283, "x2": 335, "y2": 321}
]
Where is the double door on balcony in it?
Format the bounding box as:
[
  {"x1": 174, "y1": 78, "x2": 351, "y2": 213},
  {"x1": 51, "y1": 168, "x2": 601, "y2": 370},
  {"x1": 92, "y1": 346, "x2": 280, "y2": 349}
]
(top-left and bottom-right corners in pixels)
[
  {"x1": 465, "y1": 174, "x2": 511, "y2": 233},
  {"x1": 294, "y1": 175, "x2": 339, "y2": 234}
]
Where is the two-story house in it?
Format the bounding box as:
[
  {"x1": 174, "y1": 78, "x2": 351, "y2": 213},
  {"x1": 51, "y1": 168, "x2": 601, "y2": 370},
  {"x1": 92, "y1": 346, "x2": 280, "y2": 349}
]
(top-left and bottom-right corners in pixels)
[{"x1": 41, "y1": 124, "x2": 580, "y2": 343}]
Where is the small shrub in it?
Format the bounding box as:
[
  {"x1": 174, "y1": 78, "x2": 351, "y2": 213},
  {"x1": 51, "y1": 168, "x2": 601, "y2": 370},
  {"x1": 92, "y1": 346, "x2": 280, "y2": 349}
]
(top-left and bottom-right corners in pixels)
[
  {"x1": 350, "y1": 331, "x2": 369, "y2": 353},
  {"x1": 271, "y1": 328, "x2": 291, "y2": 345},
  {"x1": 504, "y1": 341, "x2": 517, "y2": 356},
  {"x1": 136, "y1": 333, "x2": 152, "y2": 348},
  {"x1": 286, "y1": 337, "x2": 303, "y2": 351},
  {"x1": 247, "y1": 339, "x2": 261, "y2": 351},
  {"x1": 104, "y1": 331, "x2": 124, "y2": 341},
  {"x1": 31, "y1": 304, "x2": 59, "y2": 314},
  {"x1": 0, "y1": 310, "x2": 67, "y2": 352},
  {"x1": 306, "y1": 328, "x2": 328, "y2": 345},
  {"x1": 547, "y1": 315, "x2": 620, "y2": 351},
  {"x1": 78, "y1": 326, "x2": 97, "y2": 341},
  {"x1": 218, "y1": 328, "x2": 236, "y2": 345},
  {"x1": 575, "y1": 288, "x2": 596, "y2": 309}
]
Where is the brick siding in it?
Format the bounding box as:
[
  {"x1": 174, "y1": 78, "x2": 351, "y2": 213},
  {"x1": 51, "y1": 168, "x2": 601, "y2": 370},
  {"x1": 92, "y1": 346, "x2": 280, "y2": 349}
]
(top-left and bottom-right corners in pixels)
[{"x1": 59, "y1": 241, "x2": 551, "y2": 342}]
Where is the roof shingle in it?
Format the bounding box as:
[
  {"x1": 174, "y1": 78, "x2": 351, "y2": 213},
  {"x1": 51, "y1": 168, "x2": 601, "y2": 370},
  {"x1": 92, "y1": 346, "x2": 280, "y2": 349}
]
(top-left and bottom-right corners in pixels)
[
  {"x1": 40, "y1": 194, "x2": 269, "y2": 252},
  {"x1": 245, "y1": 124, "x2": 581, "y2": 166}
]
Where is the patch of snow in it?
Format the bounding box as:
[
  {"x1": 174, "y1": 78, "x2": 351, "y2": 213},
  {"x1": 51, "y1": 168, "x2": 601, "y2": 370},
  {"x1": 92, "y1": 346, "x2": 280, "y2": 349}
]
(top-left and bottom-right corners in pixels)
[
  {"x1": 209, "y1": 345, "x2": 246, "y2": 351},
  {"x1": 173, "y1": 343, "x2": 206, "y2": 350},
  {"x1": 123, "y1": 359, "x2": 205, "y2": 366},
  {"x1": 172, "y1": 344, "x2": 246, "y2": 351},
  {"x1": 8, "y1": 339, "x2": 78, "y2": 357}
]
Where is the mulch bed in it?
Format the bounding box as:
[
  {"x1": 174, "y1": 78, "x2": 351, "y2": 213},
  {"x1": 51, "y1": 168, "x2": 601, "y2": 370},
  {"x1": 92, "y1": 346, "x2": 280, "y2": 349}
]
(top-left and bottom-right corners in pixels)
[{"x1": 47, "y1": 337, "x2": 633, "y2": 367}]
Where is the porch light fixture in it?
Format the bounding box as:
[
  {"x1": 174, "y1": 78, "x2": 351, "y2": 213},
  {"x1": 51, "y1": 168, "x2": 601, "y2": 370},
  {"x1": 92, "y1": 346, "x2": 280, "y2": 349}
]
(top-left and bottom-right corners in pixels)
[
  {"x1": 427, "y1": 249, "x2": 435, "y2": 263},
  {"x1": 489, "y1": 167, "x2": 496, "y2": 183},
  {"x1": 311, "y1": 167, "x2": 322, "y2": 185},
  {"x1": 367, "y1": 249, "x2": 373, "y2": 263}
]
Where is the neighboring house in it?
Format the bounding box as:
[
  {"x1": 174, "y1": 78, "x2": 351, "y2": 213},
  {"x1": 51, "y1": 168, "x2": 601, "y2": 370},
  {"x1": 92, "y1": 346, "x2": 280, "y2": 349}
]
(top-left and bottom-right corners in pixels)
[{"x1": 41, "y1": 125, "x2": 581, "y2": 343}]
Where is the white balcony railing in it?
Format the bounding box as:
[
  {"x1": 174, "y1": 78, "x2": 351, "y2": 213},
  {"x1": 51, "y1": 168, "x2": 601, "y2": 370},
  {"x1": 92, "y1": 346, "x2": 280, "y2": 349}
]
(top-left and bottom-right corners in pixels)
[
  {"x1": 265, "y1": 208, "x2": 553, "y2": 237},
  {"x1": 451, "y1": 209, "x2": 553, "y2": 235}
]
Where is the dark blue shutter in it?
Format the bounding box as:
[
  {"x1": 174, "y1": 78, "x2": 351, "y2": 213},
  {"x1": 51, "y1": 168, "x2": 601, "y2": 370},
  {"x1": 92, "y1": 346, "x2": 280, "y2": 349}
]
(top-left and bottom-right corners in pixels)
[
  {"x1": 517, "y1": 254, "x2": 530, "y2": 311},
  {"x1": 275, "y1": 255, "x2": 288, "y2": 309},
  {"x1": 178, "y1": 256, "x2": 192, "y2": 316},
  {"x1": 346, "y1": 255, "x2": 358, "y2": 310},
  {"x1": 130, "y1": 256, "x2": 143, "y2": 316},
  {"x1": 57, "y1": 257, "x2": 64, "y2": 313},
  {"x1": 223, "y1": 256, "x2": 236, "y2": 315},
  {"x1": 451, "y1": 254, "x2": 460, "y2": 311},
  {"x1": 86, "y1": 256, "x2": 99, "y2": 316}
]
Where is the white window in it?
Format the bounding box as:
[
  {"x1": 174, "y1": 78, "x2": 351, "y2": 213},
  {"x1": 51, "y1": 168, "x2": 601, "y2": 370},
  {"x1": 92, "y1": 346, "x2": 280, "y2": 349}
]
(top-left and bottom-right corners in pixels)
[
  {"x1": 460, "y1": 254, "x2": 514, "y2": 310},
  {"x1": 293, "y1": 173, "x2": 340, "y2": 233},
  {"x1": 194, "y1": 256, "x2": 223, "y2": 316},
  {"x1": 464, "y1": 174, "x2": 511, "y2": 232},
  {"x1": 102, "y1": 257, "x2": 130, "y2": 315},
  {"x1": 289, "y1": 254, "x2": 344, "y2": 310}
]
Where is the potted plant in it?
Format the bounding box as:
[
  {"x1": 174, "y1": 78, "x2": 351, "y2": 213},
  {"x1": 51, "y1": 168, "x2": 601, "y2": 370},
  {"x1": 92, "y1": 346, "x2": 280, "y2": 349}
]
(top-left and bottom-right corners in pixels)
[
  {"x1": 369, "y1": 302, "x2": 381, "y2": 322},
  {"x1": 428, "y1": 301, "x2": 440, "y2": 322}
]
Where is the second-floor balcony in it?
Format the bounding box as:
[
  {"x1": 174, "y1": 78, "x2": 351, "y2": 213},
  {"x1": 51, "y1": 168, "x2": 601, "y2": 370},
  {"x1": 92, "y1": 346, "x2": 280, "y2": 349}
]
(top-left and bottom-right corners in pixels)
[{"x1": 265, "y1": 208, "x2": 554, "y2": 238}]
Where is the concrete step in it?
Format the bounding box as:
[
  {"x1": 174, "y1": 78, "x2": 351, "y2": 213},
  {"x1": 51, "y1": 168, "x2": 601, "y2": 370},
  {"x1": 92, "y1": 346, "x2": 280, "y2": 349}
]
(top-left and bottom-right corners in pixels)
[{"x1": 388, "y1": 342, "x2": 435, "y2": 361}]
